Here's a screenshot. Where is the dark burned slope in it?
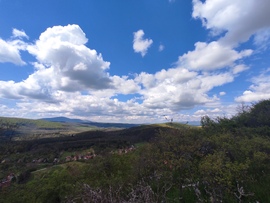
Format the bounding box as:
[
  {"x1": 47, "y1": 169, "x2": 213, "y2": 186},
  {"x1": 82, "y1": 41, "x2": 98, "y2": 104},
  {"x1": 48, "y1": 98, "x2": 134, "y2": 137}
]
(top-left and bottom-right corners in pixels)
[
  {"x1": 77, "y1": 124, "x2": 172, "y2": 143},
  {"x1": 12, "y1": 125, "x2": 177, "y2": 155}
]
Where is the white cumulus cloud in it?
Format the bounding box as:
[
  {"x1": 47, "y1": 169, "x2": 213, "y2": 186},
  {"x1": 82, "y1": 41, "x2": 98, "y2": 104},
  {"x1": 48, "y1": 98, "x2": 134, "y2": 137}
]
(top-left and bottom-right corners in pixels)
[
  {"x1": 136, "y1": 67, "x2": 233, "y2": 111},
  {"x1": 4, "y1": 2, "x2": 269, "y2": 123},
  {"x1": 26, "y1": 24, "x2": 112, "y2": 92},
  {"x1": 0, "y1": 24, "x2": 113, "y2": 101},
  {"x1": 192, "y1": 0, "x2": 270, "y2": 46},
  {"x1": 133, "y1": 29, "x2": 153, "y2": 57},
  {"x1": 235, "y1": 71, "x2": 270, "y2": 102},
  {"x1": 178, "y1": 41, "x2": 252, "y2": 71}
]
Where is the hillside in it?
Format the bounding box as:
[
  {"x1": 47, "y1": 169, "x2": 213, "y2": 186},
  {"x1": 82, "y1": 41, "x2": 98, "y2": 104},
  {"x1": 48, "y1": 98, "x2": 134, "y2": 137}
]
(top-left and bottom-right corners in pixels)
[
  {"x1": 0, "y1": 100, "x2": 270, "y2": 202},
  {"x1": 0, "y1": 116, "x2": 140, "y2": 140},
  {"x1": 41, "y1": 116, "x2": 140, "y2": 128}
]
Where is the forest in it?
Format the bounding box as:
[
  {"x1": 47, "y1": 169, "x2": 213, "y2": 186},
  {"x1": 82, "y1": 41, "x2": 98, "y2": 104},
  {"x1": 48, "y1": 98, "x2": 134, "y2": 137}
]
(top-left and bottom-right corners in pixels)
[{"x1": 0, "y1": 100, "x2": 270, "y2": 202}]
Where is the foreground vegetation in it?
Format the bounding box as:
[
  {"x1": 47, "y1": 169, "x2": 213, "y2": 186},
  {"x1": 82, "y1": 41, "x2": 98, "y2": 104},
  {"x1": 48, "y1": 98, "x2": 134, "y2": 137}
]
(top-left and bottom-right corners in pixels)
[{"x1": 1, "y1": 100, "x2": 270, "y2": 202}]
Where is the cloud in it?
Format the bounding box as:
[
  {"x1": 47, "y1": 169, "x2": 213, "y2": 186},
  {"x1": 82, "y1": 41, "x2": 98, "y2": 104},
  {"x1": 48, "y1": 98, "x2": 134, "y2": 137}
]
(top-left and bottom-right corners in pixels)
[
  {"x1": 136, "y1": 67, "x2": 233, "y2": 111},
  {"x1": 4, "y1": 2, "x2": 267, "y2": 123},
  {"x1": 0, "y1": 28, "x2": 29, "y2": 65},
  {"x1": 12, "y1": 29, "x2": 29, "y2": 39},
  {"x1": 178, "y1": 41, "x2": 252, "y2": 71},
  {"x1": 0, "y1": 24, "x2": 113, "y2": 101},
  {"x1": 195, "y1": 108, "x2": 222, "y2": 115},
  {"x1": 235, "y1": 71, "x2": 270, "y2": 102},
  {"x1": 192, "y1": 0, "x2": 270, "y2": 46},
  {"x1": 11, "y1": 89, "x2": 165, "y2": 123},
  {"x1": 219, "y1": 92, "x2": 226, "y2": 96},
  {"x1": 253, "y1": 28, "x2": 270, "y2": 49},
  {"x1": 0, "y1": 69, "x2": 56, "y2": 102},
  {"x1": 232, "y1": 64, "x2": 249, "y2": 74},
  {"x1": 0, "y1": 38, "x2": 26, "y2": 65},
  {"x1": 133, "y1": 30, "x2": 153, "y2": 57},
  {"x1": 26, "y1": 24, "x2": 112, "y2": 91},
  {"x1": 158, "y1": 44, "x2": 165, "y2": 52},
  {"x1": 0, "y1": 65, "x2": 234, "y2": 123},
  {"x1": 111, "y1": 75, "x2": 141, "y2": 95}
]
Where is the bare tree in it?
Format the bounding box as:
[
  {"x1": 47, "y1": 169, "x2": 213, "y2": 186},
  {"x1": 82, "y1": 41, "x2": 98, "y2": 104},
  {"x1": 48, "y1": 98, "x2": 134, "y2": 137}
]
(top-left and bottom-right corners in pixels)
[{"x1": 234, "y1": 181, "x2": 254, "y2": 203}]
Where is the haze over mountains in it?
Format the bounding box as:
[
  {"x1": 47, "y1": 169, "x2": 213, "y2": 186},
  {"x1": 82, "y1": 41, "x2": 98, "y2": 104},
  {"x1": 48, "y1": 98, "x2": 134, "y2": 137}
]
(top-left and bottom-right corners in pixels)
[
  {"x1": 40, "y1": 117, "x2": 141, "y2": 128},
  {"x1": 40, "y1": 117, "x2": 91, "y2": 123},
  {"x1": 41, "y1": 116, "x2": 200, "y2": 127}
]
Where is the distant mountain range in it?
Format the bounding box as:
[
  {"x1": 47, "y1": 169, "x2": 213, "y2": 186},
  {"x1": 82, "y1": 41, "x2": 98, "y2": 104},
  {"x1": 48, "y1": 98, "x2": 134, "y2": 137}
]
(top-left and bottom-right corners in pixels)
[
  {"x1": 40, "y1": 117, "x2": 141, "y2": 128},
  {"x1": 182, "y1": 121, "x2": 201, "y2": 126},
  {"x1": 41, "y1": 117, "x2": 88, "y2": 123},
  {"x1": 41, "y1": 117, "x2": 201, "y2": 128}
]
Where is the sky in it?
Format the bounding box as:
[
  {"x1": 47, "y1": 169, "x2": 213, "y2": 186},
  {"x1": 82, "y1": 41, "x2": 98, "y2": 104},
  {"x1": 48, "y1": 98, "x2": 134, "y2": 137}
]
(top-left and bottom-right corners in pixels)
[{"x1": 0, "y1": 0, "x2": 270, "y2": 124}]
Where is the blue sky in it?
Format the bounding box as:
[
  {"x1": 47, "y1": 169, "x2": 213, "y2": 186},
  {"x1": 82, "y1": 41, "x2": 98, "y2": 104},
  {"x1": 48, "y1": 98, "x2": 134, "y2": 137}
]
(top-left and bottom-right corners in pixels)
[{"x1": 0, "y1": 0, "x2": 270, "y2": 123}]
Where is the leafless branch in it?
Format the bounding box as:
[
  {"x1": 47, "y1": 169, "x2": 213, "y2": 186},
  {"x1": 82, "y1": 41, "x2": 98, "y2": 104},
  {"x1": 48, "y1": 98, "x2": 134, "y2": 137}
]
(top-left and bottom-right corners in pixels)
[{"x1": 234, "y1": 181, "x2": 254, "y2": 203}]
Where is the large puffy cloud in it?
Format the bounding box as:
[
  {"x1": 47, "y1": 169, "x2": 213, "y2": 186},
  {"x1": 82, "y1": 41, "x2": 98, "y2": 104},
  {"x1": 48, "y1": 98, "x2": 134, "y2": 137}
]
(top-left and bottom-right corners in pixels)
[
  {"x1": 177, "y1": 1, "x2": 260, "y2": 73},
  {"x1": 133, "y1": 30, "x2": 153, "y2": 57},
  {"x1": 0, "y1": 24, "x2": 113, "y2": 101},
  {"x1": 136, "y1": 67, "x2": 233, "y2": 111},
  {"x1": 0, "y1": 66, "x2": 234, "y2": 123},
  {"x1": 0, "y1": 22, "x2": 254, "y2": 123},
  {"x1": 176, "y1": 0, "x2": 266, "y2": 78},
  {"x1": 179, "y1": 41, "x2": 252, "y2": 71},
  {"x1": 0, "y1": 67, "x2": 57, "y2": 101},
  {"x1": 13, "y1": 91, "x2": 171, "y2": 123},
  {"x1": 111, "y1": 75, "x2": 141, "y2": 95},
  {"x1": 27, "y1": 24, "x2": 112, "y2": 92},
  {"x1": 192, "y1": 0, "x2": 270, "y2": 46}
]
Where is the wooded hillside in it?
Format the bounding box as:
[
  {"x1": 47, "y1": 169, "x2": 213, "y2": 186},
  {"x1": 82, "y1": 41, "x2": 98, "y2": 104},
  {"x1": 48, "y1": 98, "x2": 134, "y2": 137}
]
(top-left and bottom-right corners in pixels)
[{"x1": 1, "y1": 100, "x2": 270, "y2": 202}]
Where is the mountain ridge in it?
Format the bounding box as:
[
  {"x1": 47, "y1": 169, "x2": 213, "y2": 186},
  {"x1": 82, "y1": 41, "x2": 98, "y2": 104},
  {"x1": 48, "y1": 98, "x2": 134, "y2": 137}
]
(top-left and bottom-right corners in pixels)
[
  {"x1": 40, "y1": 116, "x2": 89, "y2": 123},
  {"x1": 40, "y1": 116, "x2": 141, "y2": 128}
]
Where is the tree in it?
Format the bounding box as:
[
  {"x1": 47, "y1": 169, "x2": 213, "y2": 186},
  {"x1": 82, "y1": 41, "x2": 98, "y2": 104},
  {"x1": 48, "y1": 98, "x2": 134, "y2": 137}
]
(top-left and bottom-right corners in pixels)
[
  {"x1": 249, "y1": 100, "x2": 270, "y2": 127},
  {"x1": 201, "y1": 116, "x2": 214, "y2": 128},
  {"x1": 0, "y1": 119, "x2": 19, "y2": 141}
]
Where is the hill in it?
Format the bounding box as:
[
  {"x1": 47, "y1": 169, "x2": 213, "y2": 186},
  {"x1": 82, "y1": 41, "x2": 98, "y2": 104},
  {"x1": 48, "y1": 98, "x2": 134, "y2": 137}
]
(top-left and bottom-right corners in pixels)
[
  {"x1": 0, "y1": 117, "x2": 70, "y2": 140},
  {"x1": 41, "y1": 116, "x2": 140, "y2": 128},
  {"x1": 0, "y1": 116, "x2": 141, "y2": 140},
  {"x1": 1, "y1": 100, "x2": 270, "y2": 202},
  {"x1": 41, "y1": 116, "x2": 87, "y2": 123}
]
